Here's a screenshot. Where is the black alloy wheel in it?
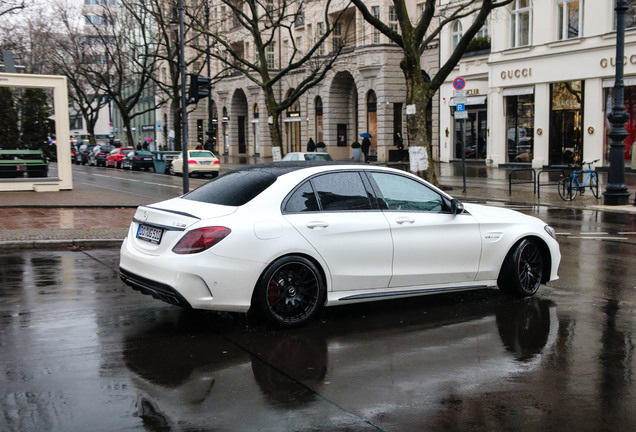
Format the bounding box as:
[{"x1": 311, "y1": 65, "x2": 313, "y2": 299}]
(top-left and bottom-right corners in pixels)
[
  {"x1": 254, "y1": 256, "x2": 325, "y2": 328},
  {"x1": 498, "y1": 238, "x2": 544, "y2": 297}
]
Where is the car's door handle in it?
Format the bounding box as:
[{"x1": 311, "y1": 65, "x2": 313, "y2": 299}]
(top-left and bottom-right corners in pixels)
[
  {"x1": 395, "y1": 217, "x2": 415, "y2": 224},
  {"x1": 306, "y1": 221, "x2": 329, "y2": 230}
]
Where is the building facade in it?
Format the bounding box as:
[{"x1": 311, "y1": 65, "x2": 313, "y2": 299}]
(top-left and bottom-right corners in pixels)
[
  {"x1": 439, "y1": 0, "x2": 636, "y2": 169},
  {"x1": 158, "y1": 0, "x2": 440, "y2": 162}
]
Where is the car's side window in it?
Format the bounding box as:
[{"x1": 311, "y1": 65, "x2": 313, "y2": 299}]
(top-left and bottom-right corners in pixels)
[
  {"x1": 284, "y1": 181, "x2": 319, "y2": 212},
  {"x1": 311, "y1": 172, "x2": 372, "y2": 211},
  {"x1": 369, "y1": 172, "x2": 444, "y2": 212}
]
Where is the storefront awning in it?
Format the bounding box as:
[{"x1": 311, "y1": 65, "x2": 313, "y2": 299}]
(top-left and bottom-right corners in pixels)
[
  {"x1": 449, "y1": 95, "x2": 487, "y2": 106},
  {"x1": 503, "y1": 86, "x2": 534, "y2": 96}
]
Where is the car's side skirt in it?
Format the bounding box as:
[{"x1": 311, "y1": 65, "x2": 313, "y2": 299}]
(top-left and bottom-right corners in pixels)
[{"x1": 326, "y1": 282, "x2": 496, "y2": 305}]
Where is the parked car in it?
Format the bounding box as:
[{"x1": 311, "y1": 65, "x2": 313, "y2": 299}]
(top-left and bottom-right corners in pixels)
[
  {"x1": 120, "y1": 163, "x2": 561, "y2": 328},
  {"x1": 169, "y1": 150, "x2": 220, "y2": 177},
  {"x1": 75, "y1": 143, "x2": 96, "y2": 165},
  {"x1": 89, "y1": 144, "x2": 115, "y2": 167},
  {"x1": 106, "y1": 147, "x2": 134, "y2": 168},
  {"x1": 282, "y1": 152, "x2": 334, "y2": 162},
  {"x1": 70, "y1": 145, "x2": 77, "y2": 162},
  {"x1": 121, "y1": 150, "x2": 154, "y2": 171}
]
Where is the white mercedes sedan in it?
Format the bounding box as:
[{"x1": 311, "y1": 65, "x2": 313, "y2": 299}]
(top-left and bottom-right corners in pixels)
[{"x1": 120, "y1": 163, "x2": 560, "y2": 327}]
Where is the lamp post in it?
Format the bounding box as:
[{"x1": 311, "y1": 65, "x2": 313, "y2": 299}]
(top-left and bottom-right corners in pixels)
[
  {"x1": 176, "y1": 0, "x2": 189, "y2": 194},
  {"x1": 204, "y1": 2, "x2": 215, "y2": 153},
  {"x1": 604, "y1": 0, "x2": 631, "y2": 205}
]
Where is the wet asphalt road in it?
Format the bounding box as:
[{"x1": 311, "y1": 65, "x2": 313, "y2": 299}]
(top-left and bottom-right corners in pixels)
[{"x1": 1, "y1": 206, "x2": 635, "y2": 431}]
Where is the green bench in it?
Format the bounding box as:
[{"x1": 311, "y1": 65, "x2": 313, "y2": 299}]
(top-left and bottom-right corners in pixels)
[{"x1": 0, "y1": 149, "x2": 49, "y2": 178}]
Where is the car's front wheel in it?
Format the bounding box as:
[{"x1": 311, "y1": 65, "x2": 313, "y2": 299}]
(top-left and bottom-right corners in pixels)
[
  {"x1": 254, "y1": 256, "x2": 325, "y2": 328},
  {"x1": 169, "y1": 164, "x2": 177, "y2": 175},
  {"x1": 498, "y1": 238, "x2": 544, "y2": 297}
]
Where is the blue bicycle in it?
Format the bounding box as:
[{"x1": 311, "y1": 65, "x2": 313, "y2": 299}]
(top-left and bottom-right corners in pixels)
[{"x1": 558, "y1": 159, "x2": 600, "y2": 201}]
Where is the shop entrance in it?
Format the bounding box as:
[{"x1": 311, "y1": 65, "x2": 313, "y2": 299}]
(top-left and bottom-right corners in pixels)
[
  {"x1": 454, "y1": 107, "x2": 487, "y2": 160},
  {"x1": 549, "y1": 81, "x2": 583, "y2": 166}
]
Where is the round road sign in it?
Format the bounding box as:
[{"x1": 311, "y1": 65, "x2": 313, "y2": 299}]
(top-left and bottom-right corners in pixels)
[{"x1": 453, "y1": 77, "x2": 466, "y2": 90}]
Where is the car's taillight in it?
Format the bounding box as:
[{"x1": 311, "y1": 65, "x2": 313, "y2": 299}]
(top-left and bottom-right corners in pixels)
[
  {"x1": 172, "y1": 227, "x2": 231, "y2": 254},
  {"x1": 188, "y1": 160, "x2": 198, "y2": 164},
  {"x1": 213, "y1": 160, "x2": 220, "y2": 164}
]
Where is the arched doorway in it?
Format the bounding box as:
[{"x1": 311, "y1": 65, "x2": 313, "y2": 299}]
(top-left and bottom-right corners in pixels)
[
  {"x1": 366, "y1": 90, "x2": 377, "y2": 158},
  {"x1": 284, "y1": 90, "x2": 302, "y2": 153},
  {"x1": 231, "y1": 89, "x2": 248, "y2": 154},
  {"x1": 314, "y1": 96, "x2": 323, "y2": 144},
  {"x1": 329, "y1": 71, "x2": 357, "y2": 151},
  {"x1": 252, "y1": 103, "x2": 260, "y2": 156}
]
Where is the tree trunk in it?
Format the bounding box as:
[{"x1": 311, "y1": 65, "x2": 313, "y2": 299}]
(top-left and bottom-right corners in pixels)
[
  {"x1": 401, "y1": 58, "x2": 437, "y2": 186},
  {"x1": 263, "y1": 88, "x2": 283, "y2": 152}
]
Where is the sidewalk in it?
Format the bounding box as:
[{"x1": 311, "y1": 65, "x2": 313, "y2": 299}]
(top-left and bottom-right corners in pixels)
[{"x1": 0, "y1": 157, "x2": 634, "y2": 249}]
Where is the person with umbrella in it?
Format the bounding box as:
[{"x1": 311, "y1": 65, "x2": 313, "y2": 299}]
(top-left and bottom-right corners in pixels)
[{"x1": 360, "y1": 132, "x2": 372, "y2": 163}]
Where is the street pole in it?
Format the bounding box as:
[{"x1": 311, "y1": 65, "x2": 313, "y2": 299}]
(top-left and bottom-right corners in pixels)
[
  {"x1": 604, "y1": 0, "x2": 630, "y2": 205},
  {"x1": 204, "y1": 2, "x2": 215, "y2": 153},
  {"x1": 178, "y1": 0, "x2": 189, "y2": 194}
]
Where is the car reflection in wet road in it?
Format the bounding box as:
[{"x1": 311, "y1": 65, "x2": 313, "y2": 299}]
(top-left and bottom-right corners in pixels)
[{"x1": 1, "y1": 205, "x2": 635, "y2": 431}]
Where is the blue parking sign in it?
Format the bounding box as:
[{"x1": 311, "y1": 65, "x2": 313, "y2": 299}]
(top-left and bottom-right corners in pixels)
[{"x1": 456, "y1": 103, "x2": 466, "y2": 112}]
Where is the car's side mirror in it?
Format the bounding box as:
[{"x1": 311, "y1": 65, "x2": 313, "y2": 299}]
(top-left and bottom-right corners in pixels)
[{"x1": 451, "y1": 199, "x2": 464, "y2": 215}]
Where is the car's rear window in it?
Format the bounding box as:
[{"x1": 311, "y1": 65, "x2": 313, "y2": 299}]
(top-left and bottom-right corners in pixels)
[
  {"x1": 190, "y1": 151, "x2": 214, "y2": 158},
  {"x1": 183, "y1": 169, "x2": 278, "y2": 206}
]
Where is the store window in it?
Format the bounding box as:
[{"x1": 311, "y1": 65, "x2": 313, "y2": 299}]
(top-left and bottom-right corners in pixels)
[
  {"x1": 603, "y1": 86, "x2": 636, "y2": 166},
  {"x1": 549, "y1": 81, "x2": 583, "y2": 166},
  {"x1": 614, "y1": 0, "x2": 636, "y2": 29},
  {"x1": 511, "y1": 0, "x2": 532, "y2": 48},
  {"x1": 557, "y1": 0, "x2": 581, "y2": 40},
  {"x1": 505, "y1": 93, "x2": 535, "y2": 163}
]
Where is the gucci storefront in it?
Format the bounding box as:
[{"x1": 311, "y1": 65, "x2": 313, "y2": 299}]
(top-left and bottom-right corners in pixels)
[{"x1": 440, "y1": 36, "x2": 636, "y2": 170}]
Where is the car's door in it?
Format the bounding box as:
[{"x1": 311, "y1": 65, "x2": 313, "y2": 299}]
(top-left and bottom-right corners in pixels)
[
  {"x1": 283, "y1": 171, "x2": 393, "y2": 291},
  {"x1": 367, "y1": 171, "x2": 482, "y2": 288}
]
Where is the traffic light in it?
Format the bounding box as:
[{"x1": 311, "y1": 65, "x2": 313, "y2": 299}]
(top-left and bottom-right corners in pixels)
[{"x1": 187, "y1": 73, "x2": 210, "y2": 105}]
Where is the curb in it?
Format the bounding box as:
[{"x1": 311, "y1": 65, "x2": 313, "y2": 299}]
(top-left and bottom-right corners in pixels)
[{"x1": 0, "y1": 238, "x2": 124, "y2": 250}]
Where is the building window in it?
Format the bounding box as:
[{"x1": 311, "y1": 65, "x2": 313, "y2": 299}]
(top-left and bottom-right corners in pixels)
[
  {"x1": 372, "y1": 6, "x2": 381, "y2": 43},
  {"x1": 314, "y1": 96, "x2": 323, "y2": 143},
  {"x1": 417, "y1": 3, "x2": 426, "y2": 19},
  {"x1": 511, "y1": 0, "x2": 532, "y2": 47},
  {"x1": 614, "y1": 0, "x2": 636, "y2": 29},
  {"x1": 317, "y1": 22, "x2": 325, "y2": 55},
  {"x1": 389, "y1": 6, "x2": 399, "y2": 34},
  {"x1": 332, "y1": 22, "x2": 343, "y2": 51},
  {"x1": 558, "y1": 0, "x2": 581, "y2": 40},
  {"x1": 266, "y1": 43, "x2": 275, "y2": 69},
  {"x1": 452, "y1": 21, "x2": 463, "y2": 49}
]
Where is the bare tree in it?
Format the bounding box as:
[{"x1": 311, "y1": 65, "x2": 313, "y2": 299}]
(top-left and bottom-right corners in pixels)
[
  {"x1": 122, "y1": 0, "x2": 206, "y2": 151},
  {"x1": 351, "y1": 0, "x2": 513, "y2": 185},
  {"x1": 0, "y1": 0, "x2": 26, "y2": 19},
  {"x1": 75, "y1": 1, "x2": 160, "y2": 147},
  {"x1": 200, "y1": 0, "x2": 350, "y2": 154}
]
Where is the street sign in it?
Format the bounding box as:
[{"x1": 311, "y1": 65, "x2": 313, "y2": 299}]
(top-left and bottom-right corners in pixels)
[
  {"x1": 455, "y1": 103, "x2": 468, "y2": 119},
  {"x1": 453, "y1": 90, "x2": 467, "y2": 105},
  {"x1": 453, "y1": 77, "x2": 466, "y2": 90}
]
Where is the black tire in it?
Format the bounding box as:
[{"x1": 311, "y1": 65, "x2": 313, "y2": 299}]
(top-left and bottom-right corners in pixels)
[
  {"x1": 211, "y1": 171, "x2": 219, "y2": 178},
  {"x1": 590, "y1": 171, "x2": 599, "y2": 198},
  {"x1": 558, "y1": 176, "x2": 577, "y2": 201},
  {"x1": 498, "y1": 238, "x2": 544, "y2": 297},
  {"x1": 254, "y1": 256, "x2": 325, "y2": 328},
  {"x1": 169, "y1": 164, "x2": 176, "y2": 176}
]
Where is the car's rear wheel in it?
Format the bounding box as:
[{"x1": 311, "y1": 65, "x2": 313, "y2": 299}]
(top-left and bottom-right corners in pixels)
[
  {"x1": 169, "y1": 164, "x2": 177, "y2": 176},
  {"x1": 498, "y1": 238, "x2": 544, "y2": 297},
  {"x1": 254, "y1": 256, "x2": 325, "y2": 328}
]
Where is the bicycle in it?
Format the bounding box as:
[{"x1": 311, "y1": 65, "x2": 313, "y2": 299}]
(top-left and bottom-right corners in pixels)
[{"x1": 557, "y1": 159, "x2": 600, "y2": 201}]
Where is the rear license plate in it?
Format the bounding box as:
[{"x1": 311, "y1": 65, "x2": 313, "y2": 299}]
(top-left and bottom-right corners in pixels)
[
  {"x1": 136, "y1": 224, "x2": 163, "y2": 244},
  {"x1": 200, "y1": 161, "x2": 211, "y2": 165}
]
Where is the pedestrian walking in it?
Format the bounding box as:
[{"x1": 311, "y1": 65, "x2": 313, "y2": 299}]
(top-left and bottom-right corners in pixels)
[
  {"x1": 307, "y1": 137, "x2": 316, "y2": 152},
  {"x1": 361, "y1": 137, "x2": 371, "y2": 163}
]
